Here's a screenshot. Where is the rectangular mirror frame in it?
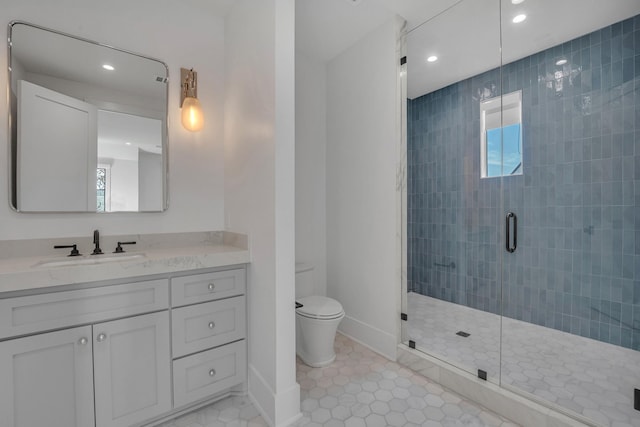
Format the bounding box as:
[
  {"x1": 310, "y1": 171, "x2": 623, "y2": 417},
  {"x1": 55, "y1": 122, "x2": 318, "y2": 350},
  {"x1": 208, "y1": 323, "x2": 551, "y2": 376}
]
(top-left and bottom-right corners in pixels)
[{"x1": 7, "y1": 21, "x2": 170, "y2": 213}]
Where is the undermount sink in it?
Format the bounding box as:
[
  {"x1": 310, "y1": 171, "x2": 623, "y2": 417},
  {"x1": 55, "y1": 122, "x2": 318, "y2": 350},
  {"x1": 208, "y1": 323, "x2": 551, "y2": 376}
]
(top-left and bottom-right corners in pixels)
[{"x1": 33, "y1": 253, "x2": 146, "y2": 268}]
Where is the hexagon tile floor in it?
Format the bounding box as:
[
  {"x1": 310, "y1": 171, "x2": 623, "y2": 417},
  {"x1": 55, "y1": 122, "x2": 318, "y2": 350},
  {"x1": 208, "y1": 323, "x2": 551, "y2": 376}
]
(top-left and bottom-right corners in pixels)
[
  {"x1": 407, "y1": 292, "x2": 640, "y2": 427},
  {"x1": 157, "y1": 332, "x2": 519, "y2": 427}
]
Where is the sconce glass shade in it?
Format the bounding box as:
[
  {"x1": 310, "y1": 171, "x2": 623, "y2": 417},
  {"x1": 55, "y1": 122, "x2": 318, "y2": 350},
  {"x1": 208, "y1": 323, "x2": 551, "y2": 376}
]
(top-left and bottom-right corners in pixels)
[{"x1": 181, "y1": 96, "x2": 204, "y2": 132}]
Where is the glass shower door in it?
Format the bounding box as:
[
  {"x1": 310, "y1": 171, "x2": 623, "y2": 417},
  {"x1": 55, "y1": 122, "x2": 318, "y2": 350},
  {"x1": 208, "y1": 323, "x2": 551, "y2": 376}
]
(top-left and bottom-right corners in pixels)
[
  {"x1": 405, "y1": 0, "x2": 504, "y2": 383},
  {"x1": 499, "y1": 1, "x2": 640, "y2": 425}
]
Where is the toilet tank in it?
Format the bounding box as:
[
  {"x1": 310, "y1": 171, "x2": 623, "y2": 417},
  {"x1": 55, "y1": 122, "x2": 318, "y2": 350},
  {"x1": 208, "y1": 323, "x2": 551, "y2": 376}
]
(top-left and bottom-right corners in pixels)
[{"x1": 295, "y1": 262, "x2": 315, "y2": 299}]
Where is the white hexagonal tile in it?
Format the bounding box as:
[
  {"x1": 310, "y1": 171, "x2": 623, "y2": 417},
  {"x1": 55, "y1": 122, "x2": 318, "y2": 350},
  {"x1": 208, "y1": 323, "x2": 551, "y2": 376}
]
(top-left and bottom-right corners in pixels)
[
  {"x1": 331, "y1": 405, "x2": 350, "y2": 421},
  {"x1": 302, "y1": 398, "x2": 319, "y2": 412},
  {"x1": 355, "y1": 391, "x2": 374, "y2": 405},
  {"x1": 370, "y1": 401, "x2": 390, "y2": 415},
  {"x1": 406, "y1": 395, "x2": 427, "y2": 410},
  {"x1": 425, "y1": 394, "x2": 445, "y2": 408},
  {"x1": 343, "y1": 417, "x2": 365, "y2": 427},
  {"x1": 311, "y1": 408, "x2": 331, "y2": 424},
  {"x1": 320, "y1": 395, "x2": 338, "y2": 409},
  {"x1": 424, "y1": 406, "x2": 445, "y2": 421},
  {"x1": 350, "y1": 403, "x2": 371, "y2": 418},
  {"x1": 373, "y1": 389, "x2": 393, "y2": 402},
  {"x1": 309, "y1": 387, "x2": 327, "y2": 399},
  {"x1": 385, "y1": 411, "x2": 407, "y2": 427},
  {"x1": 388, "y1": 397, "x2": 409, "y2": 413},
  {"x1": 405, "y1": 408, "x2": 426, "y2": 424},
  {"x1": 391, "y1": 387, "x2": 410, "y2": 399},
  {"x1": 363, "y1": 414, "x2": 386, "y2": 427},
  {"x1": 361, "y1": 381, "x2": 377, "y2": 392},
  {"x1": 442, "y1": 402, "x2": 463, "y2": 418}
]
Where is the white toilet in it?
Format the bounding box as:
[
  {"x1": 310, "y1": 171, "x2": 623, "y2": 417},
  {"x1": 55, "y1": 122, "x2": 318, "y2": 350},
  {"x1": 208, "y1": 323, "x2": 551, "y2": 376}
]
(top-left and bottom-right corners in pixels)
[{"x1": 295, "y1": 263, "x2": 345, "y2": 367}]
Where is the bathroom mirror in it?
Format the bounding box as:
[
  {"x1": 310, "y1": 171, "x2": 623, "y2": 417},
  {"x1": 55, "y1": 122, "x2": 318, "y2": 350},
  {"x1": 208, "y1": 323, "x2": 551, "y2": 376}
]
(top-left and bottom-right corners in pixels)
[{"x1": 8, "y1": 22, "x2": 168, "y2": 212}]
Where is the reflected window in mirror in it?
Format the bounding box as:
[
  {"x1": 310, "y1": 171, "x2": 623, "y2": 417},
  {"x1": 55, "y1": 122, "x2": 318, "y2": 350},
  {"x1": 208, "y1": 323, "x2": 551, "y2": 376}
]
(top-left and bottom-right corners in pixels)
[
  {"x1": 480, "y1": 90, "x2": 523, "y2": 178},
  {"x1": 96, "y1": 166, "x2": 110, "y2": 212}
]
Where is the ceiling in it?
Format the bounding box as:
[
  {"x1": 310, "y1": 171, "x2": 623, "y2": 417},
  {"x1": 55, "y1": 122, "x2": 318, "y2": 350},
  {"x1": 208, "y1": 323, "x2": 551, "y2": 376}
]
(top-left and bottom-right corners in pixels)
[
  {"x1": 11, "y1": 23, "x2": 167, "y2": 102},
  {"x1": 296, "y1": 0, "x2": 459, "y2": 62},
  {"x1": 186, "y1": 0, "x2": 237, "y2": 17},
  {"x1": 295, "y1": 0, "x2": 640, "y2": 99},
  {"x1": 407, "y1": 0, "x2": 640, "y2": 98}
]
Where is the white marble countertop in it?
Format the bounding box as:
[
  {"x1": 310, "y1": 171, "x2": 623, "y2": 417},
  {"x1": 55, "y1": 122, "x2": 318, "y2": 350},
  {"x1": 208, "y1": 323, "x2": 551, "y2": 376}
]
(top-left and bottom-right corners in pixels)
[{"x1": 0, "y1": 232, "x2": 250, "y2": 295}]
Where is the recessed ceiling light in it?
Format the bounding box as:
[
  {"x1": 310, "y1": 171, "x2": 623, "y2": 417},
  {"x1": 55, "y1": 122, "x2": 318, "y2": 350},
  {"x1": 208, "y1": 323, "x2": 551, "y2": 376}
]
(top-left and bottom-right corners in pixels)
[
  {"x1": 125, "y1": 142, "x2": 132, "y2": 146},
  {"x1": 102, "y1": 64, "x2": 115, "y2": 71},
  {"x1": 556, "y1": 59, "x2": 568, "y2": 66},
  {"x1": 427, "y1": 55, "x2": 438, "y2": 63},
  {"x1": 511, "y1": 0, "x2": 525, "y2": 4},
  {"x1": 512, "y1": 14, "x2": 527, "y2": 23}
]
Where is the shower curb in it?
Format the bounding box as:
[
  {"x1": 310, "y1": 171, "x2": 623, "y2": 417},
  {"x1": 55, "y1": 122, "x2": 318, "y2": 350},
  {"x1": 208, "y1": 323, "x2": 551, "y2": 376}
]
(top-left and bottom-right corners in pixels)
[{"x1": 397, "y1": 344, "x2": 595, "y2": 427}]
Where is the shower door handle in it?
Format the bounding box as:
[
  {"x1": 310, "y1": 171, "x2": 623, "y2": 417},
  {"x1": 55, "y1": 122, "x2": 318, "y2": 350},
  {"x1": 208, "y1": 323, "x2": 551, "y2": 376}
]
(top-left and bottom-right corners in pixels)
[{"x1": 506, "y1": 212, "x2": 517, "y2": 253}]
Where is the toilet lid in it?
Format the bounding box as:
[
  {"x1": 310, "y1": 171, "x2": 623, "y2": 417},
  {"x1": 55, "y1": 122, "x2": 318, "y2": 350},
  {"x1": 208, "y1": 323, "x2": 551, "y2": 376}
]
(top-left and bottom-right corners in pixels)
[{"x1": 296, "y1": 296, "x2": 344, "y2": 319}]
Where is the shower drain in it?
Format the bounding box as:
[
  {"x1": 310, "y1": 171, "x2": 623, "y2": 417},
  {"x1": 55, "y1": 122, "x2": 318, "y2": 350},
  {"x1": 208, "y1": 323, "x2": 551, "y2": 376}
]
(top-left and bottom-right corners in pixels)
[{"x1": 456, "y1": 331, "x2": 470, "y2": 337}]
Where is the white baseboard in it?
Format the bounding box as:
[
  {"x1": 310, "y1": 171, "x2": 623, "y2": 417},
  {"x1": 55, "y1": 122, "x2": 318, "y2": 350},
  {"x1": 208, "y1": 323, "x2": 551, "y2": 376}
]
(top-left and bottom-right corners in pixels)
[
  {"x1": 338, "y1": 315, "x2": 397, "y2": 361},
  {"x1": 248, "y1": 364, "x2": 275, "y2": 426},
  {"x1": 248, "y1": 363, "x2": 301, "y2": 427},
  {"x1": 274, "y1": 383, "x2": 302, "y2": 427}
]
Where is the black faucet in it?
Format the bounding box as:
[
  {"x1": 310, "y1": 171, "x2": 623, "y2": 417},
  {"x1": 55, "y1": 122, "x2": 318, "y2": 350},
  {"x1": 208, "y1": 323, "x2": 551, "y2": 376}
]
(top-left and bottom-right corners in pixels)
[{"x1": 92, "y1": 229, "x2": 103, "y2": 255}]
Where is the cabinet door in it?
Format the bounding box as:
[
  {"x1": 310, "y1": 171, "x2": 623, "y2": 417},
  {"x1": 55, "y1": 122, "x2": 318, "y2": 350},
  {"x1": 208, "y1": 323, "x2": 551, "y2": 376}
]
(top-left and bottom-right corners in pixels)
[
  {"x1": 17, "y1": 79, "x2": 97, "y2": 212},
  {"x1": 0, "y1": 326, "x2": 95, "y2": 427},
  {"x1": 93, "y1": 311, "x2": 171, "y2": 427}
]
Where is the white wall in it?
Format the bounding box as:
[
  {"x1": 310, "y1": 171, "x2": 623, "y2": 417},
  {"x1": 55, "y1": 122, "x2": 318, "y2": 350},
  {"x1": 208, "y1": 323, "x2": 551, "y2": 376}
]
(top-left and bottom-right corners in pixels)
[
  {"x1": 224, "y1": 1, "x2": 299, "y2": 426},
  {"x1": 326, "y1": 17, "x2": 401, "y2": 360},
  {"x1": 0, "y1": 0, "x2": 225, "y2": 239},
  {"x1": 110, "y1": 158, "x2": 138, "y2": 212},
  {"x1": 295, "y1": 52, "x2": 327, "y2": 297},
  {"x1": 138, "y1": 150, "x2": 164, "y2": 212}
]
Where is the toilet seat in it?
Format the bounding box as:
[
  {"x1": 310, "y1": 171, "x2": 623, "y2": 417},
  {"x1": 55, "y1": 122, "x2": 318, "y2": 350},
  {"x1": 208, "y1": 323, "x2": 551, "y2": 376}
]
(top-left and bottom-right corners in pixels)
[{"x1": 296, "y1": 296, "x2": 344, "y2": 320}]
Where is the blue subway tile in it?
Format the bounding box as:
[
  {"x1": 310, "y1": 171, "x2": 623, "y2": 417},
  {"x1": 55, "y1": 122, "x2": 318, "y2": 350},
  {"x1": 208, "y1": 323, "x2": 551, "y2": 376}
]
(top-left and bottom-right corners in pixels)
[{"x1": 408, "y1": 15, "x2": 640, "y2": 350}]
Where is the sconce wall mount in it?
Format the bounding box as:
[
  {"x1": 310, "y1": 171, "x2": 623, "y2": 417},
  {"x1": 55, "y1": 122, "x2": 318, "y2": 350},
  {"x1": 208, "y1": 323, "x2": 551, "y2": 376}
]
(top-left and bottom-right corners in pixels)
[{"x1": 180, "y1": 67, "x2": 204, "y2": 132}]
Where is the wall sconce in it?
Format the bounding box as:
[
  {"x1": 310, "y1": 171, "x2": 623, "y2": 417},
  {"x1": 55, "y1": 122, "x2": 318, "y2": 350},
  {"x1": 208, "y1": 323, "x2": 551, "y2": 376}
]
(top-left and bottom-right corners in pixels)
[{"x1": 180, "y1": 68, "x2": 204, "y2": 132}]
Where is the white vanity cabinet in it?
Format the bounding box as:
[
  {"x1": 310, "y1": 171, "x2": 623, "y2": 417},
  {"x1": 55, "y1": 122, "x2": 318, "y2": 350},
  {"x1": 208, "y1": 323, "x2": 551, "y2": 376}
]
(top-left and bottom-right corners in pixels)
[
  {"x1": 170, "y1": 269, "x2": 247, "y2": 409},
  {"x1": 0, "y1": 326, "x2": 95, "y2": 427},
  {"x1": 0, "y1": 312, "x2": 171, "y2": 427},
  {"x1": 0, "y1": 265, "x2": 247, "y2": 427},
  {"x1": 93, "y1": 311, "x2": 171, "y2": 427}
]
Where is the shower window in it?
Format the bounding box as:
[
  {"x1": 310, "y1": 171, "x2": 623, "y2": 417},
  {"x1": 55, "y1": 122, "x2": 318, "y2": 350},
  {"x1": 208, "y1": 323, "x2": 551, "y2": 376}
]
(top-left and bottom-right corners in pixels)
[{"x1": 480, "y1": 90, "x2": 522, "y2": 177}]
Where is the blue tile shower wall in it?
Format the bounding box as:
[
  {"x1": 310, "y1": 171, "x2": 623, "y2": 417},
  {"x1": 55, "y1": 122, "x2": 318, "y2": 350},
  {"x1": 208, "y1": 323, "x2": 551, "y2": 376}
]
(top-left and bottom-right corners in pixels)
[{"x1": 407, "y1": 16, "x2": 640, "y2": 350}]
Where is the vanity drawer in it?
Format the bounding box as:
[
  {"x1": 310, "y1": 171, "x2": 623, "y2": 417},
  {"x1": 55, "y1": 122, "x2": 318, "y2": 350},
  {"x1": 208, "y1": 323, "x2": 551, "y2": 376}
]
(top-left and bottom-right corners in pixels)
[
  {"x1": 171, "y1": 269, "x2": 245, "y2": 307},
  {"x1": 173, "y1": 340, "x2": 246, "y2": 408},
  {"x1": 172, "y1": 296, "x2": 245, "y2": 358},
  {"x1": 0, "y1": 279, "x2": 169, "y2": 339}
]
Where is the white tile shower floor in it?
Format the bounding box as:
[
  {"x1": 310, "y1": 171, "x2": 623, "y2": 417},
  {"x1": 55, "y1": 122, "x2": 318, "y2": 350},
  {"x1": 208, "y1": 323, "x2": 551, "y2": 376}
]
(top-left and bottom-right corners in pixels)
[
  {"x1": 157, "y1": 332, "x2": 519, "y2": 427},
  {"x1": 407, "y1": 292, "x2": 640, "y2": 427}
]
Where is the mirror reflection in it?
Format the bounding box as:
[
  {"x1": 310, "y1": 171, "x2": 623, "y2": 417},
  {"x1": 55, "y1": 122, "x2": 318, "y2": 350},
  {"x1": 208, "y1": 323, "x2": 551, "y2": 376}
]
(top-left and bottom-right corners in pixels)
[{"x1": 9, "y1": 22, "x2": 168, "y2": 212}]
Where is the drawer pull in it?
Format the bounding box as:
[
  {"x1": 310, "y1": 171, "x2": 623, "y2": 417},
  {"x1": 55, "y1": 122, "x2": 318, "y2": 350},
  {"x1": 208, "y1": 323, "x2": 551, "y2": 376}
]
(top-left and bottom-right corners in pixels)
[
  {"x1": 208, "y1": 321, "x2": 215, "y2": 329},
  {"x1": 209, "y1": 369, "x2": 216, "y2": 377},
  {"x1": 78, "y1": 337, "x2": 88, "y2": 345},
  {"x1": 208, "y1": 283, "x2": 215, "y2": 291},
  {"x1": 96, "y1": 333, "x2": 107, "y2": 342}
]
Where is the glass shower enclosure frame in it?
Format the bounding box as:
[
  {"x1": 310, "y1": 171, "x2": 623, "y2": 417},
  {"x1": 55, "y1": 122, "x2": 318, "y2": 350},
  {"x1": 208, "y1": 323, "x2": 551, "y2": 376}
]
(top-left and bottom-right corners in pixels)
[{"x1": 401, "y1": 1, "x2": 640, "y2": 426}]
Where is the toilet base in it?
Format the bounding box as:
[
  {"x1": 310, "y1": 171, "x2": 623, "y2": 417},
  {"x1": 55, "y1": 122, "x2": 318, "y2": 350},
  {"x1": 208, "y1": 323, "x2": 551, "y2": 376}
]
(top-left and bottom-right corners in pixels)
[
  {"x1": 295, "y1": 309, "x2": 344, "y2": 369},
  {"x1": 297, "y1": 351, "x2": 336, "y2": 368}
]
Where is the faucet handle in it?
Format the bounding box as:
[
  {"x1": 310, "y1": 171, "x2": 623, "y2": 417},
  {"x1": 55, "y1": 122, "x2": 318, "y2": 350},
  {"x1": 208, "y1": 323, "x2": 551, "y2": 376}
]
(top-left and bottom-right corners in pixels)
[
  {"x1": 113, "y1": 241, "x2": 136, "y2": 253},
  {"x1": 54, "y1": 244, "x2": 81, "y2": 257}
]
